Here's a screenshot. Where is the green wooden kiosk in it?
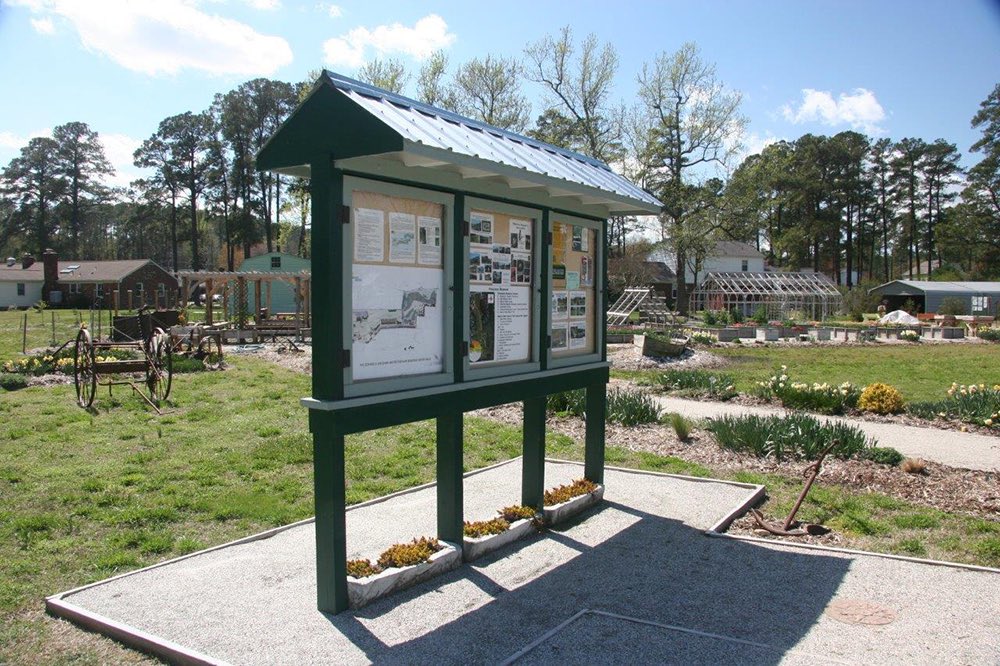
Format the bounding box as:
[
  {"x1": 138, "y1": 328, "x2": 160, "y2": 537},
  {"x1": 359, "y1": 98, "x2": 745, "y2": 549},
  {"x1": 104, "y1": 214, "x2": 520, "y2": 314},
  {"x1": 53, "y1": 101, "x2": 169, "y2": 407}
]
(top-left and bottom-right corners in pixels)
[{"x1": 257, "y1": 71, "x2": 662, "y2": 613}]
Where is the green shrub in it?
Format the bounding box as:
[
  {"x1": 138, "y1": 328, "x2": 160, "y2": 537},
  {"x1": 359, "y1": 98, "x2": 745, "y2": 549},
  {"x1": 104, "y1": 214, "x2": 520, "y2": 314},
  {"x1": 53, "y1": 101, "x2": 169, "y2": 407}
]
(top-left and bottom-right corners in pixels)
[
  {"x1": 690, "y1": 332, "x2": 717, "y2": 345},
  {"x1": 376, "y1": 537, "x2": 442, "y2": 569},
  {"x1": 464, "y1": 517, "x2": 510, "y2": 538},
  {"x1": 939, "y1": 297, "x2": 968, "y2": 316},
  {"x1": 499, "y1": 505, "x2": 537, "y2": 522},
  {"x1": 899, "y1": 330, "x2": 921, "y2": 343},
  {"x1": 547, "y1": 389, "x2": 586, "y2": 417},
  {"x1": 751, "y1": 305, "x2": 768, "y2": 325},
  {"x1": 346, "y1": 558, "x2": 380, "y2": 578},
  {"x1": 979, "y1": 328, "x2": 1000, "y2": 342},
  {"x1": 859, "y1": 447, "x2": 905, "y2": 466},
  {"x1": 606, "y1": 388, "x2": 660, "y2": 426},
  {"x1": 0, "y1": 373, "x2": 28, "y2": 391},
  {"x1": 858, "y1": 383, "x2": 905, "y2": 414},
  {"x1": 653, "y1": 368, "x2": 737, "y2": 400},
  {"x1": 171, "y1": 356, "x2": 205, "y2": 373},
  {"x1": 754, "y1": 366, "x2": 860, "y2": 414},
  {"x1": 706, "y1": 413, "x2": 874, "y2": 461},
  {"x1": 668, "y1": 412, "x2": 691, "y2": 441},
  {"x1": 908, "y1": 383, "x2": 1000, "y2": 429},
  {"x1": 544, "y1": 478, "x2": 598, "y2": 506},
  {"x1": 729, "y1": 308, "x2": 743, "y2": 324},
  {"x1": 702, "y1": 310, "x2": 717, "y2": 326}
]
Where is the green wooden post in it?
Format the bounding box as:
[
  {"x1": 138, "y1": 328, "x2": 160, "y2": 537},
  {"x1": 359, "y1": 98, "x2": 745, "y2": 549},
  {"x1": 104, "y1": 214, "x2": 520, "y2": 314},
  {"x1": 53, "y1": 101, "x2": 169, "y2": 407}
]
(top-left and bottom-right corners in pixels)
[
  {"x1": 310, "y1": 157, "x2": 348, "y2": 613},
  {"x1": 584, "y1": 382, "x2": 606, "y2": 484},
  {"x1": 521, "y1": 397, "x2": 546, "y2": 510},
  {"x1": 436, "y1": 412, "x2": 464, "y2": 543}
]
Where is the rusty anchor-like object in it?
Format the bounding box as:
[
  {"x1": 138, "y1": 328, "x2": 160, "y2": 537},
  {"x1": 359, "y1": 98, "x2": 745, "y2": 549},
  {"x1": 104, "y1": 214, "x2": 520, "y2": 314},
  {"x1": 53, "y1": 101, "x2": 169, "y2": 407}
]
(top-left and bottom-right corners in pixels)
[{"x1": 750, "y1": 439, "x2": 840, "y2": 537}]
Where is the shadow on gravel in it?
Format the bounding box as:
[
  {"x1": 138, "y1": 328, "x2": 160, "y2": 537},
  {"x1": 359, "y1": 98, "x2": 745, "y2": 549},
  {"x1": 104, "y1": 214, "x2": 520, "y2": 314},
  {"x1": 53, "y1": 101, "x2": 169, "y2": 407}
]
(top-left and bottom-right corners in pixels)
[{"x1": 326, "y1": 500, "x2": 850, "y2": 664}]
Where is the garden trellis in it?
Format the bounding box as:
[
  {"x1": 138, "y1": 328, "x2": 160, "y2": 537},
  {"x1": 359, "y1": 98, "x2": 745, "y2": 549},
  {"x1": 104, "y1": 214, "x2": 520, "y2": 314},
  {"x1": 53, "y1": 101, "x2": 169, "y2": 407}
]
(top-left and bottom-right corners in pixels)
[{"x1": 690, "y1": 271, "x2": 842, "y2": 321}]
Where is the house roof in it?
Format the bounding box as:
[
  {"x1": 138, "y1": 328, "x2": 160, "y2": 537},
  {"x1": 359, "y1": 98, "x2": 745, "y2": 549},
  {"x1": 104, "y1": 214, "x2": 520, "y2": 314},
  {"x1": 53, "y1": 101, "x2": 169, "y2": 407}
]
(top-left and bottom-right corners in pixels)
[
  {"x1": 646, "y1": 262, "x2": 676, "y2": 285},
  {"x1": 257, "y1": 71, "x2": 662, "y2": 217},
  {"x1": 869, "y1": 280, "x2": 1000, "y2": 296},
  {"x1": 646, "y1": 240, "x2": 763, "y2": 273},
  {"x1": 0, "y1": 262, "x2": 44, "y2": 281},
  {"x1": 56, "y1": 260, "x2": 156, "y2": 283}
]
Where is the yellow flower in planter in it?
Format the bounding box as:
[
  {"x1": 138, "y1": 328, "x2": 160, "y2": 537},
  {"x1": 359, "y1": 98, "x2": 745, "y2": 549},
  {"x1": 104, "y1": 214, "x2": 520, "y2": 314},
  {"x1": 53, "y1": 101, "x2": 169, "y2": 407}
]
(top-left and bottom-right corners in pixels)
[{"x1": 986, "y1": 419, "x2": 994, "y2": 427}]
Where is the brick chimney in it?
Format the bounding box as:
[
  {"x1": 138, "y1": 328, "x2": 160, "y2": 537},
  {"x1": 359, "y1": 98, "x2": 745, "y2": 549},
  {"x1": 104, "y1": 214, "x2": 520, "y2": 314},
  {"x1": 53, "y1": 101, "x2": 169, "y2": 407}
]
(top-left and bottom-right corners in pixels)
[
  {"x1": 21, "y1": 253, "x2": 34, "y2": 269},
  {"x1": 42, "y1": 248, "x2": 59, "y2": 301}
]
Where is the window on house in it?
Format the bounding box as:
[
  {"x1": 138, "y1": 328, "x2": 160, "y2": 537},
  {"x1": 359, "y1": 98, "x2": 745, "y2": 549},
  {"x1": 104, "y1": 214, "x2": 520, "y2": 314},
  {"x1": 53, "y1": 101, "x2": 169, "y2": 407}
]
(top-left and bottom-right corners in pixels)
[
  {"x1": 157, "y1": 283, "x2": 166, "y2": 298},
  {"x1": 741, "y1": 260, "x2": 749, "y2": 272},
  {"x1": 17, "y1": 283, "x2": 25, "y2": 296},
  {"x1": 96, "y1": 284, "x2": 104, "y2": 298},
  {"x1": 68, "y1": 283, "x2": 80, "y2": 295},
  {"x1": 135, "y1": 282, "x2": 143, "y2": 295},
  {"x1": 271, "y1": 256, "x2": 281, "y2": 269},
  {"x1": 972, "y1": 296, "x2": 990, "y2": 312}
]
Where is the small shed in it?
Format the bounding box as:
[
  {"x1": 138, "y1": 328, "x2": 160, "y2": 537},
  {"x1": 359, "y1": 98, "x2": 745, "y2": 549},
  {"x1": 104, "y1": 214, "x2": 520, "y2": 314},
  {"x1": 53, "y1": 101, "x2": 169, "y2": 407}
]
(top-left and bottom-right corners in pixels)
[
  {"x1": 237, "y1": 252, "x2": 310, "y2": 316},
  {"x1": 690, "y1": 271, "x2": 842, "y2": 320},
  {"x1": 868, "y1": 280, "x2": 1000, "y2": 316}
]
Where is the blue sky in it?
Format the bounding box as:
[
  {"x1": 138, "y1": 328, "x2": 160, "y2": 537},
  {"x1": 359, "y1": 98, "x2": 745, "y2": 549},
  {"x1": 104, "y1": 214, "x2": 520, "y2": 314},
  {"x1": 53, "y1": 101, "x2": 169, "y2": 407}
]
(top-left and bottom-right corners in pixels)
[{"x1": 1, "y1": 0, "x2": 998, "y2": 187}]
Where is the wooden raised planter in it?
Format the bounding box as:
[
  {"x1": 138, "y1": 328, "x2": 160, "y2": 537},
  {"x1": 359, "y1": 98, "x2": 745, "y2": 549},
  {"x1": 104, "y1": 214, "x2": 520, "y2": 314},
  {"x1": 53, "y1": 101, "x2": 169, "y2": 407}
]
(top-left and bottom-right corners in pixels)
[
  {"x1": 347, "y1": 541, "x2": 461, "y2": 609},
  {"x1": 716, "y1": 328, "x2": 741, "y2": 342},
  {"x1": 809, "y1": 328, "x2": 832, "y2": 341},
  {"x1": 543, "y1": 484, "x2": 605, "y2": 526},
  {"x1": 606, "y1": 333, "x2": 634, "y2": 344},
  {"x1": 463, "y1": 517, "x2": 538, "y2": 562},
  {"x1": 641, "y1": 334, "x2": 689, "y2": 357}
]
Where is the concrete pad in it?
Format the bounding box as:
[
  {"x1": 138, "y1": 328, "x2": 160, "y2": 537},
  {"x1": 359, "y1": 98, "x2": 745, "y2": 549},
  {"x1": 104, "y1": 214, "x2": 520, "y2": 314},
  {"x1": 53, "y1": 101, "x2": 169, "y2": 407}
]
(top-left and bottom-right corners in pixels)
[{"x1": 49, "y1": 460, "x2": 1000, "y2": 665}]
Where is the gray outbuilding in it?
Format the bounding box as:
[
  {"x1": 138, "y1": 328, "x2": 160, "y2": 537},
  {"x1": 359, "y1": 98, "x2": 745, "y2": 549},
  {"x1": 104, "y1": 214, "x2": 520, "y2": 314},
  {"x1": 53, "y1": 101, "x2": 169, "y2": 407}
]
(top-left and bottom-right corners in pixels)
[{"x1": 868, "y1": 280, "x2": 1000, "y2": 316}]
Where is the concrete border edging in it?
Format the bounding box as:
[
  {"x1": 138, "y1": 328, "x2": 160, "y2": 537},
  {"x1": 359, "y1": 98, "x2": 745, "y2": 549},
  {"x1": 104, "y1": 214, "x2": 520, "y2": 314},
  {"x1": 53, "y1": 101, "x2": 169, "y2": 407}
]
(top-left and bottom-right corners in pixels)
[{"x1": 463, "y1": 518, "x2": 537, "y2": 562}]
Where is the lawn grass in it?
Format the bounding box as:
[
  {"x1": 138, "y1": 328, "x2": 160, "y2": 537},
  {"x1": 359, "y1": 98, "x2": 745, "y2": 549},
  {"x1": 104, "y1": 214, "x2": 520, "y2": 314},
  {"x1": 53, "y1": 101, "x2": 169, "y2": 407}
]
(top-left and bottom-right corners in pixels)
[
  {"x1": 614, "y1": 343, "x2": 1000, "y2": 403},
  {"x1": 2, "y1": 348, "x2": 998, "y2": 663}
]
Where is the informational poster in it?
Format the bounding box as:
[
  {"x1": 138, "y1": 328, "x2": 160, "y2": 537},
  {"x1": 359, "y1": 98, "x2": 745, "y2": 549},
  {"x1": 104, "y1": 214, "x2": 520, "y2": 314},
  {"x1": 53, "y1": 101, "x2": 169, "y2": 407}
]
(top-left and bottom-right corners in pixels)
[
  {"x1": 354, "y1": 208, "x2": 385, "y2": 262},
  {"x1": 351, "y1": 189, "x2": 445, "y2": 381},
  {"x1": 551, "y1": 220, "x2": 596, "y2": 358},
  {"x1": 389, "y1": 212, "x2": 416, "y2": 263},
  {"x1": 468, "y1": 208, "x2": 535, "y2": 367},
  {"x1": 352, "y1": 264, "x2": 443, "y2": 380},
  {"x1": 417, "y1": 216, "x2": 441, "y2": 266},
  {"x1": 552, "y1": 291, "x2": 568, "y2": 320}
]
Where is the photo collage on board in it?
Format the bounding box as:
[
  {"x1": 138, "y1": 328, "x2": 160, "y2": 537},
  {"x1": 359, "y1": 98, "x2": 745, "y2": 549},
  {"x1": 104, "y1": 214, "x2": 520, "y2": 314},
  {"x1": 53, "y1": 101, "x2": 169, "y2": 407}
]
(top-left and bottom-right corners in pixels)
[
  {"x1": 551, "y1": 220, "x2": 595, "y2": 355},
  {"x1": 469, "y1": 210, "x2": 534, "y2": 366}
]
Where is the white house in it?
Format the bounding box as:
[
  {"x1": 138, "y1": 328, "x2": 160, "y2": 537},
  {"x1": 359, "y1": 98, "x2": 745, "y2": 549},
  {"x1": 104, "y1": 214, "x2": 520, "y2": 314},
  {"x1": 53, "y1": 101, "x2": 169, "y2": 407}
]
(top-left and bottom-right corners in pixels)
[
  {"x1": 646, "y1": 240, "x2": 765, "y2": 301},
  {"x1": 0, "y1": 255, "x2": 44, "y2": 308}
]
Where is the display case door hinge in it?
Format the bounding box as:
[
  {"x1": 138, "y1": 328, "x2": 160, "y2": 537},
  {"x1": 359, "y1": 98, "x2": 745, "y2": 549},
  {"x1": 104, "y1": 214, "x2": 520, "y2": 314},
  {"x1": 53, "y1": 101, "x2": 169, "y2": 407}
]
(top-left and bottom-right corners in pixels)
[
  {"x1": 546, "y1": 231, "x2": 553, "y2": 245},
  {"x1": 545, "y1": 334, "x2": 552, "y2": 349},
  {"x1": 341, "y1": 205, "x2": 351, "y2": 225},
  {"x1": 463, "y1": 220, "x2": 470, "y2": 237},
  {"x1": 341, "y1": 349, "x2": 351, "y2": 368},
  {"x1": 460, "y1": 340, "x2": 469, "y2": 357}
]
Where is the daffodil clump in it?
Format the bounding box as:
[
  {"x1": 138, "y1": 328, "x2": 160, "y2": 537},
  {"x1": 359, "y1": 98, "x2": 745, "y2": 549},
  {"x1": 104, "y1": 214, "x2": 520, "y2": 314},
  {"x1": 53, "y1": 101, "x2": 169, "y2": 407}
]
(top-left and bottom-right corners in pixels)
[
  {"x1": 754, "y1": 365, "x2": 860, "y2": 415},
  {"x1": 1, "y1": 352, "x2": 70, "y2": 376},
  {"x1": 908, "y1": 382, "x2": 1000, "y2": 429}
]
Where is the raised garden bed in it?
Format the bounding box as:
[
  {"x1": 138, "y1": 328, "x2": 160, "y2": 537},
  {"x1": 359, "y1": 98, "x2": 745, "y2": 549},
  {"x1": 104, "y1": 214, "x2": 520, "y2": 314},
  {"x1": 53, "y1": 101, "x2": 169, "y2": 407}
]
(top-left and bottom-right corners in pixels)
[
  {"x1": 463, "y1": 517, "x2": 537, "y2": 562},
  {"x1": 347, "y1": 540, "x2": 461, "y2": 609},
  {"x1": 543, "y1": 482, "x2": 605, "y2": 526}
]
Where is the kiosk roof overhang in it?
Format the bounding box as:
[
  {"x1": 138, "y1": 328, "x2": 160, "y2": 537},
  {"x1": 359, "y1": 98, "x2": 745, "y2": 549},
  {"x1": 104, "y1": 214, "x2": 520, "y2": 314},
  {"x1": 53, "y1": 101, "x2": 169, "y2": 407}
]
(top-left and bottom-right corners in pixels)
[{"x1": 257, "y1": 71, "x2": 663, "y2": 218}]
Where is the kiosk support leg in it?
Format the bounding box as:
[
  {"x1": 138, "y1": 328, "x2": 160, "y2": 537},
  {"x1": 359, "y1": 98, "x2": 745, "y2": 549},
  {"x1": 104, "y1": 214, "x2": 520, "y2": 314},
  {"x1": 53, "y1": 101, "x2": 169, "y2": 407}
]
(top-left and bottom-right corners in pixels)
[
  {"x1": 584, "y1": 382, "x2": 606, "y2": 484},
  {"x1": 437, "y1": 412, "x2": 464, "y2": 544},
  {"x1": 311, "y1": 412, "x2": 348, "y2": 613},
  {"x1": 522, "y1": 397, "x2": 546, "y2": 510}
]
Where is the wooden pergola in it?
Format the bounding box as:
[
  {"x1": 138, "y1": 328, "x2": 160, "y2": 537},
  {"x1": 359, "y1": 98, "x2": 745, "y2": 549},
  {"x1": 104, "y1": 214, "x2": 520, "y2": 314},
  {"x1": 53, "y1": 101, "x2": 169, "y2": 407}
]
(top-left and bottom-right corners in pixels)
[
  {"x1": 176, "y1": 270, "x2": 312, "y2": 333},
  {"x1": 690, "y1": 271, "x2": 842, "y2": 321}
]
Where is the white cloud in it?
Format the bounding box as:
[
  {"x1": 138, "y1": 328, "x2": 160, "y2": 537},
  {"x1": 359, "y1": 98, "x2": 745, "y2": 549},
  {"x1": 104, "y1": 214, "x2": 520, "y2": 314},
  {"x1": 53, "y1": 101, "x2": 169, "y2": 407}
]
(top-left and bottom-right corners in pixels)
[
  {"x1": 744, "y1": 132, "x2": 781, "y2": 157},
  {"x1": 8, "y1": 0, "x2": 293, "y2": 76},
  {"x1": 100, "y1": 132, "x2": 145, "y2": 188},
  {"x1": 245, "y1": 0, "x2": 280, "y2": 9},
  {"x1": 322, "y1": 14, "x2": 455, "y2": 69},
  {"x1": 781, "y1": 88, "x2": 886, "y2": 134},
  {"x1": 30, "y1": 16, "x2": 55, "y2": 34},
  {"x1": 0, "y1": 128, "x2": 52, "y2": 151},
  {"x1": 326, "y1": 3, "x2": 342, "y2": 18}
]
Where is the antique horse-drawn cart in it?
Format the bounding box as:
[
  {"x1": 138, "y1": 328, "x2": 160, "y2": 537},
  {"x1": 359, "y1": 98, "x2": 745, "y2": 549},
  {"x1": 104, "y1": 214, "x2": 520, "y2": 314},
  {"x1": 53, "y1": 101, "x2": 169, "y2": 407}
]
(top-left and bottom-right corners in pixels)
[{"x1": 74, "y1": 306, "x2": 173, "y2": 409}]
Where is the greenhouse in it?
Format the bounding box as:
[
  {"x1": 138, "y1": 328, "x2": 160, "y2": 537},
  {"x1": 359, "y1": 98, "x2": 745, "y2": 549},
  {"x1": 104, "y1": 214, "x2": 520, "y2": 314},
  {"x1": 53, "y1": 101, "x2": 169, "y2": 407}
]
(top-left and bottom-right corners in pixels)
[{"x1": 690, "y1": 271, "x2": 842, "y2": 321}]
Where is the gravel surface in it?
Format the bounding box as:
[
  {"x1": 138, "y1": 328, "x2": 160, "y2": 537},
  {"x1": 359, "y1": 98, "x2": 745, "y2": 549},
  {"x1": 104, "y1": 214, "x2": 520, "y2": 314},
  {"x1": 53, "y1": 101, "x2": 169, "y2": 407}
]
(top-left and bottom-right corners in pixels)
[{"x1": 56, "y1": 460, "x2": 1000, "y2": 665}]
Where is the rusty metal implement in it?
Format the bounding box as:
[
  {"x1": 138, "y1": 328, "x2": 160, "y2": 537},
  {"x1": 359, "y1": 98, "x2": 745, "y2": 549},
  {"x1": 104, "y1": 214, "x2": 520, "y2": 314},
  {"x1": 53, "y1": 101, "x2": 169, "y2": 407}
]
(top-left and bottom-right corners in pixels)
[{"x1": 750, "y1": 439, "x2": 840, "y2": 537}]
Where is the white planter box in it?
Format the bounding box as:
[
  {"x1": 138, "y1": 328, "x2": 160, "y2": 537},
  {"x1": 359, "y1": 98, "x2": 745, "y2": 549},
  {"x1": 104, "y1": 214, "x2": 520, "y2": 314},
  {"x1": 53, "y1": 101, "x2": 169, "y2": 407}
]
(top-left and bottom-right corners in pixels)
[
  {"x1": 347, "y1": 541, "x2": 461, "y2": 609},
  {"x1": 756, "y1": 328, "x2": 779, "y2": 342},
  {"x1": 463, "y1": 518, "x2": 537, "y2": 562},
  {"x1": 543, "y1": 484, "x2": 605, "y2": 526},
  {"x1": 810, "y1": 328, "x2": 831, "y2": 341}
]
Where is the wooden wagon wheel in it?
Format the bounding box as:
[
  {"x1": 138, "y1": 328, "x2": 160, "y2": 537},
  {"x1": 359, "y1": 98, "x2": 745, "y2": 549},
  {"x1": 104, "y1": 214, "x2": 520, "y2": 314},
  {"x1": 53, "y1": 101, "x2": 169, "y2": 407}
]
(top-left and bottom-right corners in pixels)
[
  {"x1": 196, "y1": 334, "x2": 223, "y2": 369},
  {"x1": 73, "y1": 327, "x2": 97, "y2": 408},
  {"x1": 146, "y1": 328, "x2": 173, "y2": 404}
]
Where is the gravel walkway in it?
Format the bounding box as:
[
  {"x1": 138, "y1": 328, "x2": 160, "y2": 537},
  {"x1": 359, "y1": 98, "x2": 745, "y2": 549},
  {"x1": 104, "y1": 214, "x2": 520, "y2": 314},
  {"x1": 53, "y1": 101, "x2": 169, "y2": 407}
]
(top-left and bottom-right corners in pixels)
[
  {"x1": 50, "y1": 460, "x2": 1000, "y2": 665},
  {"x1": 653, "y1": 395, "x2": 1000, "y2": 472}
]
